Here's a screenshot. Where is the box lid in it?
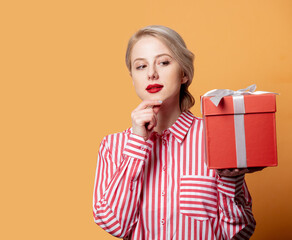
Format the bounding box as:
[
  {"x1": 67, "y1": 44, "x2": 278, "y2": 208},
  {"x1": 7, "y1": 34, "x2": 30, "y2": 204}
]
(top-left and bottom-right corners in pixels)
[{"x1": 202, "y1": 93, "x2": 276, "y2": 116}]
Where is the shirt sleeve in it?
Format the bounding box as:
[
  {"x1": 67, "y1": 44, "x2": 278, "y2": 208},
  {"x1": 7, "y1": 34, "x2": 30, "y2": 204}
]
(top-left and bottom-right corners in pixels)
[
  {"x1": 217, "y1": 174, "x2": 256, "y2": 240},
  {"x1": 92, "y1": 133, "x2": 151, "y2": 238}
]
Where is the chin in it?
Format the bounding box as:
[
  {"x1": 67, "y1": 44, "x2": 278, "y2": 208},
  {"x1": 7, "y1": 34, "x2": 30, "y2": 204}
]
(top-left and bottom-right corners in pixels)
[{"x1": 142, "y1": 94, "x2": 164, "y2": 101}]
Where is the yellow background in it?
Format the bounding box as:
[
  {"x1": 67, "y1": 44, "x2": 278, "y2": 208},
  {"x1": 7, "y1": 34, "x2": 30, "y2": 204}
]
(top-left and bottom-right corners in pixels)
[{"x1": 1, "y1": 0, "x2": 292, "y2": 239}]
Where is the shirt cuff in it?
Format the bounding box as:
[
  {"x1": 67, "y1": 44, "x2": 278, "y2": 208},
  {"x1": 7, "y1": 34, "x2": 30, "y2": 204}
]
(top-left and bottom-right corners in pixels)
[
  {"x1": 217, "y1": 174, "x2": 245, "y2": 198},
  {"x1": 123, "y1": 133, "x2": 152, "y2": 160}
]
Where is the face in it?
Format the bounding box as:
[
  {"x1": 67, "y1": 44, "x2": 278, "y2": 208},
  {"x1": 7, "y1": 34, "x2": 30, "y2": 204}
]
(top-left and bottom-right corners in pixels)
[{"x1": 130, "y1": 36, "x2": 188, "y2": 105}]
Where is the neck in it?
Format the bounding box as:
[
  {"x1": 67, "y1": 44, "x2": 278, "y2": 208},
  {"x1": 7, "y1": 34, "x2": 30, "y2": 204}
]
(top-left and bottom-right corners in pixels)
[{"x1": 153, "y1": 98, "x2": 183, "y2": 134}]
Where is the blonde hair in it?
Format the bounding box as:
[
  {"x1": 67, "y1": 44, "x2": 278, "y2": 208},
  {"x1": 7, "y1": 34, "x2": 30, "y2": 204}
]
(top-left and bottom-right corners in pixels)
[{"x1": 125, "y1": 25, "x2": 195, "y2": 112}]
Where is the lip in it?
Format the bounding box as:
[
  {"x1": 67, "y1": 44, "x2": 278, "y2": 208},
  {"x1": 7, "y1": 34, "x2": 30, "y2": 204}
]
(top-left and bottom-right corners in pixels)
[{"x1": 146, "y1": 84, "x2": 164, "y2": 93}]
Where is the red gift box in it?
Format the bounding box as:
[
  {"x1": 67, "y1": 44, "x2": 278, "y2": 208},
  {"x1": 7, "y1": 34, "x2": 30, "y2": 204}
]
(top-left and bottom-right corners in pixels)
[{"x1": 201, "y1": 90, "x2": 278, "y2": 169}]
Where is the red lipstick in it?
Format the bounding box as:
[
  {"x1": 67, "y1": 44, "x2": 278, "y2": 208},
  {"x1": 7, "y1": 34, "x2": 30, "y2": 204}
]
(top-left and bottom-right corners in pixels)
[{"x1": 146, "y1": 84, "x2": 164, "y2": 93}]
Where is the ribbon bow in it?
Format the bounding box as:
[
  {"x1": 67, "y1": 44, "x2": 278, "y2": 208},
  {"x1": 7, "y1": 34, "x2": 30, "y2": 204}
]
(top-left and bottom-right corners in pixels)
[{"x1": 202, "y1": 84, "x2": 277, "y2": 107}]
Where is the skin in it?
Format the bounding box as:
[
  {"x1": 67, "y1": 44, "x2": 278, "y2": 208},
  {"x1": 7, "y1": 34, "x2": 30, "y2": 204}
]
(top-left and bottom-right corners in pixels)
[{"x1": 129, "y1": 35, "x2": 264, "y2": 177}]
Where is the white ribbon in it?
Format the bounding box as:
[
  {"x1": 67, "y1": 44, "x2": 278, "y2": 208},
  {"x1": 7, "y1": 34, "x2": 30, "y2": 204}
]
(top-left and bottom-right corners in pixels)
[
  {"x1": 233, "y1": 95, "x2": 247, "y2": 168},
  {"x1": 202, "y1": 84, "x2": 278, "y2": 168},
  {"x1": 202, "y1": 84, "x2": 278, "y2": 107}
]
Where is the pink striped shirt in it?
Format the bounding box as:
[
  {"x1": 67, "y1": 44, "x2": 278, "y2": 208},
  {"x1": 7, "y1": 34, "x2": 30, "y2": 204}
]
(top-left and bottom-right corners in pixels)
[{"x1": 93, "y1": 111, "x2": 256, "y2": 239}]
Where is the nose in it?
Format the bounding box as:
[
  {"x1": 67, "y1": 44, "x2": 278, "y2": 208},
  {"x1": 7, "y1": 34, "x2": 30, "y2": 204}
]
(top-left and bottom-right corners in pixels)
[{"x1": 147, "y1": 64, "x2": 159, "y2": 80}]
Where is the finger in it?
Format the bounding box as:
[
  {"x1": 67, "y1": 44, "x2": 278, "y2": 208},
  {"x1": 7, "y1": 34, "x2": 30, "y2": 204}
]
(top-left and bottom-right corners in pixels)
[
  {"x1": 216, "y1": 168, "x2": 246, "y2": 177},
  {"x1": 247, "y1": 167, "x2": 266, "y2": 173},
  {"x1": 132, "y1": 109, "x2": 155, "y2": 123},
  {"x1": 132, "y1": 108, "x2": 155, "y2": 116},
  {"x1": 134, "y1": 112, "x2": 156, "y2": 127},
  {"x1": 134, "y1": 108, "x2": 158, "y2": 128},
  {"x1": 235, "y1": 168, "x2": 249, "y2": 176},
  {"x1": 146, "y1": 112, "x2": 157, "y2": 130},
  {"x1": 135, "y1": 100, "x2": 163, "y2": 111},
  {"x1": 147, "y1": 114, "x2": 157, "y2": 130},
  {"x1": 230, "y1": 168, "x2": 248, "y2": 176},
  {"x1": 147, "y1": 123, "x2": 154, "y2": 131},
  {"x1": 216, "y1": 169, "x2": 230, "y2": 176},
  {"x1": 152, "y1": 105, "x2": 161, "y2": 114}
]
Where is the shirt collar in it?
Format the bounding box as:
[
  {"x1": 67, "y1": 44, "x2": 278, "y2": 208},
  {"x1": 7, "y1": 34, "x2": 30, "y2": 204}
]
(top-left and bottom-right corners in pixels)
[
  {"x1": 168, "y1": 111, "x2": 195, "y2": 143},
  {"x1": 127, "y1": 111, "x2": 195, "y2": 144}
]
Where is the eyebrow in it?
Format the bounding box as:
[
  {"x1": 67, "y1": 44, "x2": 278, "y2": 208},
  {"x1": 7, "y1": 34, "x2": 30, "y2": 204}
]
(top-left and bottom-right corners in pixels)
[{"x1": 133, "y1": 53, "x2": 173, "y2": 64}]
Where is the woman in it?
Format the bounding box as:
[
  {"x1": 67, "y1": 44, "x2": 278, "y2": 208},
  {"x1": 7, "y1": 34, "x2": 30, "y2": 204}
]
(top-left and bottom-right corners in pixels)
[{"x1": 93, "y1": 25, "x2": 256, "y2": 240}]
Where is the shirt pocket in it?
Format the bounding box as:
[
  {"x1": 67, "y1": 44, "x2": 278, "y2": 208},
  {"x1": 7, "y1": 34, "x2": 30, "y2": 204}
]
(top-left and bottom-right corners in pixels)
[{"x1": 179, "y1": 175, "x2": 218, "y2": 220}]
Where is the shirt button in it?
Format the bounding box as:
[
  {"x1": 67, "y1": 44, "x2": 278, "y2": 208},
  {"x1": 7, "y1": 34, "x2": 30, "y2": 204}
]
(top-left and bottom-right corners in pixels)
[
  {"x1": 162, "y1": 165, "x2": 166, "y2": 171},
  {"x1": 140, "y1": 146, "x2": 145, "y2": 151},
  {"x1": 220, "y1": 183, "x2": 224, "y2": 186},
  {"x1": 162, "y1": 140, "x2": 166, "y2": 144},
  {"x1": 161, "y1": 219, "x2": 165, "y2": 225},
  {"x1": 162, "y1": 191, "x2": 165, "y2": 196}
]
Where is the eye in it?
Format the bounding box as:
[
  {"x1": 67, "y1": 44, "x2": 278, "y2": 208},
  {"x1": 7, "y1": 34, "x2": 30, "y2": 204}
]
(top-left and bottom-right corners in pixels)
[
  {"x1": 159, "y1": 60, "x2": 170, "y2": 66},
  {"x1": 136, "y1": 64, "x2": 147, "y2": 70}
]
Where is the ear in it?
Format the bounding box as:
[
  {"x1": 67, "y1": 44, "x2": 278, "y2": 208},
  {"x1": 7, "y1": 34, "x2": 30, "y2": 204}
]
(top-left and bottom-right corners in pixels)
[{"x1": 181, "y1": 71, "x2": 188, "y2": 84}]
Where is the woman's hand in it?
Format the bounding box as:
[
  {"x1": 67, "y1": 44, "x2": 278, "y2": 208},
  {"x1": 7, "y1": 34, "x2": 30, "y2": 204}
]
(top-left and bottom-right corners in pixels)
[
  {"x1": 216, "y1": 167, "x2": 266, "y2": 178},
  {"x1": 131, "y1": 100, "x2": 162, "y2": 141}
]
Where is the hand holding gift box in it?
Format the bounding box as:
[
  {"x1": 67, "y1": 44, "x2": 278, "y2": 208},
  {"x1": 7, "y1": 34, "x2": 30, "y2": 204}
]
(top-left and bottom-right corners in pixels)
[{"x1": 201, "y1": 84, "x2": 278, "y2": 172}]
